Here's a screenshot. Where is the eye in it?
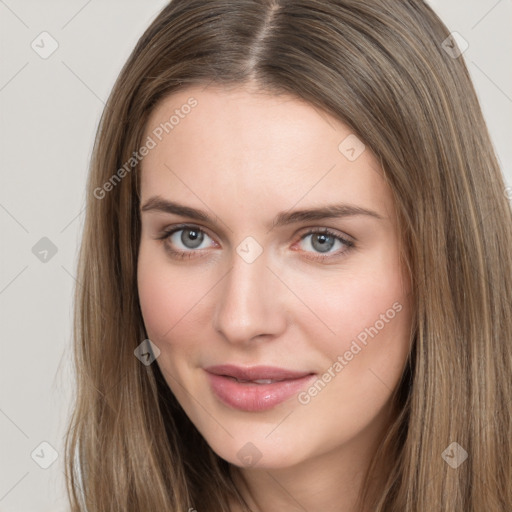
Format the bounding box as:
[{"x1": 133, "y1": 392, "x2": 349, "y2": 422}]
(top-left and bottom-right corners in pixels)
[
  {"x1": 157, "y1": 225, "x2": 216, "y2": 258},
  {"x1": 296, "y1": 228, "x2": 354, "y2": 261}
]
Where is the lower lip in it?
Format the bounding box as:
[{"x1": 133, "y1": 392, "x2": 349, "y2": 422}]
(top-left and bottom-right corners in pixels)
[{"x1": 205, "y1": 371, "x2": 316, "y2": 412}]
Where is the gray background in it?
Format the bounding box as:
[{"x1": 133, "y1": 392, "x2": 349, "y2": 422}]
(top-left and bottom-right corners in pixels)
[{"x1": 0, "y1": 1, "x2": 511, "y2": 510}]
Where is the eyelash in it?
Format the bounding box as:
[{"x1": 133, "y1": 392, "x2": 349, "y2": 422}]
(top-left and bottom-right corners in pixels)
[{"x1": 156, "y1": 224, "x2": 355, "y2": 262}]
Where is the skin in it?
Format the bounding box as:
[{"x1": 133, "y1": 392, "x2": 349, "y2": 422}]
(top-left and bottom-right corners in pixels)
[{"x1": 137, "y1": 83, "x2": 413, "y2": 512}]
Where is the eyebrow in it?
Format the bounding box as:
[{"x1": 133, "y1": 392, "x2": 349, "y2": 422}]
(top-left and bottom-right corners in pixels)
[{"x1": 140, "y1": 196, "x2": 384, "y2": 229}]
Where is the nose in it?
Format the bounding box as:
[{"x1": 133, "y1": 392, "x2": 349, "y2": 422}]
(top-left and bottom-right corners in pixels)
[{"x1": 212, "y1": 247, "x2": 287, "y2": 345}]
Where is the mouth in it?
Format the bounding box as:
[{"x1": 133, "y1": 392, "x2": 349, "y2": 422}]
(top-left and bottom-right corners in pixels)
[
  {"x1": 204, "y1": 364, "x2": 316, "y2": 412},
  {"x1": 204, "y1": 364, "x2": 314, "y2": 381},
  {"x1": 223, "y1": 376, "x2": 287, "y2": 384}
]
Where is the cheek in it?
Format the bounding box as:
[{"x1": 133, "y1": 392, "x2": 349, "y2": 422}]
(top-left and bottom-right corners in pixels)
[
  {"x1": 325, "y1": 270, "x2": 411, "y2": 404},
  {"x1": 137, "y1": 260, "x2": 172, "y2": 340},
  {"x1": 327, "y1": 277, "x2": 408, "y2": 355},
  {"x1": 291, "y1": 268, "x2": 411, "y2": 441},
  {"x1": 290, "y1": 249, "x2": 410, "y2": 358},
  {"x1": 291, "y1": 256, "x2": 412, "y2": 422},
  {"x1": 137, "y1": 244, "x2": 220, "y2": 354},
  {"x1": 137, "y1": 246, "x2": 193, "y2": 342}
]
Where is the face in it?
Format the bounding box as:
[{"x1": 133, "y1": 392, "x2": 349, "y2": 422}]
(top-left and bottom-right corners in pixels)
[{"x1": 137, "y1": 84, "x2": 412, "y2": 471}]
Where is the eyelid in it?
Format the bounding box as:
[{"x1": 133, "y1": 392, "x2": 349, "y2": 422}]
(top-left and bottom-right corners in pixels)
[{"x1": 296, "y1": 225, "x2": 354, "y2": 242}]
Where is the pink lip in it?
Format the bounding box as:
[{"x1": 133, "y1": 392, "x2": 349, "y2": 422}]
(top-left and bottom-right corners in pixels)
[{"x1": 204, "y1": 365, "x2": 316, "y2": 412}]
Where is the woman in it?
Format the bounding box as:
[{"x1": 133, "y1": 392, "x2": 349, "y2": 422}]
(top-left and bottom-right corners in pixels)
[{"x1": 64, "y1": 1, "x2": 512, "y2": 510}]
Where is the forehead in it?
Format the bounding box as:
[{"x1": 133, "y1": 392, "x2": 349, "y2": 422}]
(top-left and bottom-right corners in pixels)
[{"x1": 140, "y1": 84, "x2": 394, "y2": 223}]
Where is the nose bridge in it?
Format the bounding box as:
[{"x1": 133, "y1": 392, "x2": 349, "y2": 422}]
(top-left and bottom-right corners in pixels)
[{"x1": 213, "y1": 244, "x2": 284, "y2": 343}]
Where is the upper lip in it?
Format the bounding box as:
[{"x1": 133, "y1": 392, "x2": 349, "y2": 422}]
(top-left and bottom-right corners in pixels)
[{"x1": 204, "y1": 364, "x2": 314, "y2": 381}]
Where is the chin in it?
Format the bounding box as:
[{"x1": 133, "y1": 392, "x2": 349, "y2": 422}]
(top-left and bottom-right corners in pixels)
[{"x1": 204, "y1": 433, "x2": 309, "y2": 470}]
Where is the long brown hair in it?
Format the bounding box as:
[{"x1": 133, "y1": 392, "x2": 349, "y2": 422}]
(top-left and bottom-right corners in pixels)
[{"x1": 64, "y1": 0, "x2": 512, "y2": 510}]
